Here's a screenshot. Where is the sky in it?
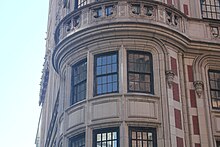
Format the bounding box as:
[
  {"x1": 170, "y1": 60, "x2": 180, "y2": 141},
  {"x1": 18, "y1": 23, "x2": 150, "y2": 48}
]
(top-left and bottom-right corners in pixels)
[{"x1": 0, "y1": 0, "x2": 49, "y2": 147}]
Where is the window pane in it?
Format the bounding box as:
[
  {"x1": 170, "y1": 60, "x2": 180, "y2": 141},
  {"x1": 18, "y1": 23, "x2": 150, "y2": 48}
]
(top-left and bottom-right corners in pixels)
[
  {"x1": 97, "y1": 57, "x2": 102, "y2": 66},
  {"x1": 148, "y1": 141, "x2": 153, "y2": 147},
  {"x1": 107, "y1": 83, "x2": 113, "y2": 92},
  {"x1": 107, "y1": 141, "x2": 112, "y2": 147},
  {"x1": 97, "y1": 142, "x2": 101, "y2": 147},
  {"x1": 107, "y1": 64, "x2": 112, "y2": 73},
  {"x1": 107, "y1": 55, "x2": 112, "y2": 63},
  {"x1": 137, "y1": 140, "x2": 142, "y2": 147},
  {"x1": 102, "y1": 133, "x2": 107, "y2": 141},
  {"x1": 113, "y1": 132, "x2": 117, "y2": 139},
  {"x1": 107, "y1": 132, "x2": 112, "y2": 140},
  {"x1": 113, "y1": 82, "x2": 118, "y2": 91},
  {"x1": 143, "y1": 141, "x2": 147, "y2": 147},
  {"x1": 97, "y1": 67, "x2": 101, "y2": 75},
  {"x1": 137, "y1": 132, "x2": 142, "y2": 139},
  {"x1": 143, "y1": 132, "x2": 147, "y2": 140},
  {"x1": 102, "y1": 56, "x2": 107, "y2": 64},
  {"x1": 102, "y1": 142, "x2": 106, "y2": 147},
  {"x1": 132, "y1": 140, "x2": 136, "y2": 147},
  {"x1": 132, "y1": 131, "x2": 136, "y2": 139},
  {"x1": 113, "y1": 141, "x2": 117, "y2": 147},
  {"x1": 97, "y1": 134, "x2": 101, "y2": 141},
  {"x1": 148, "y1": 132, "x2": 153, "y2": 140},
  {"x1": 102, "y1": 66, "x2": 107, "y2": 74}
]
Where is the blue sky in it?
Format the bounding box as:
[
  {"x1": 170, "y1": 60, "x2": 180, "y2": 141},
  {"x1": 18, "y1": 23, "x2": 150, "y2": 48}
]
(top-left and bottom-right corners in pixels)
[{"x1": 0, "y1": 0, "x2": 48, "y2": 146}]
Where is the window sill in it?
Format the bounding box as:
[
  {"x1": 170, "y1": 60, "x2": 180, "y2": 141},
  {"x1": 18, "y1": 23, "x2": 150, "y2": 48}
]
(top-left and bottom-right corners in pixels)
[{"x1": 124, "y1": 93, "x2": 159, "y2": 100}]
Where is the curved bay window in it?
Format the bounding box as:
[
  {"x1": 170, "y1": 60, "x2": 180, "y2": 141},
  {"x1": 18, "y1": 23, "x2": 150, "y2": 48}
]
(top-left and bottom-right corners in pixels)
[
  {"x1": 201, "y1": 0, "x2": 220, "y2": 20},
  {"x1": 94, "y1": 52, "x2": 118, "y2": 96},
  {"x1": 208, "y1": 70, "x2": 220, "y2": 109},
  {"x1": 129, "y1": 127, "x2": 157, "y2": 147},
  {"x1": 71, "y1": 59, "x2": 87, "y2": 105},
  {"x1": 127, "y1": 51, "x2": 153, "y2": 94}
]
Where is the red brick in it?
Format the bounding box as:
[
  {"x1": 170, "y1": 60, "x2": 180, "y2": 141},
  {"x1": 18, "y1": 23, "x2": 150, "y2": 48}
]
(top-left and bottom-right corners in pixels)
[
  {"x1": 195, "y1": 143, "x2": 201, "y2": 147},
  {"x1": 167, "y1": 0, "x2": 172, "y2": 5},
  {"x1": 176, "y1": 137, "x2": 184, "y2": 147},
  {"x1": 187, "y1": 65, "x2": 194, "y2": 82},
  {"x1": 171, "y1": 57, "x2": 178, "y2": 76},
  {"x1": 173, "y1": 82, "x2": 180, "y2": 102},
  {"x1": 190, "y1": 90, "x2": 197, "y2": 108},
  {"x1": 183, "y1": 4, "x2": 189, "y2": 15},
  {"x1": 174, "y1": 108, "x2": 182, "y2": 130},
  {"x1": 192, "y1": 116, "x2": 200, "y2": 135}
]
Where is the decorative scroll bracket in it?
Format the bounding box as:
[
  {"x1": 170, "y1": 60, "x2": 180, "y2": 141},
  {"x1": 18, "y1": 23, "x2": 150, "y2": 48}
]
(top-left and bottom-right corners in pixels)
[
  {"x1": 193, "y1": 81, "x2": 204, "y2": 98},
  {"x1": 166, "y1": 70, "x2": 175, "y2": 88}
]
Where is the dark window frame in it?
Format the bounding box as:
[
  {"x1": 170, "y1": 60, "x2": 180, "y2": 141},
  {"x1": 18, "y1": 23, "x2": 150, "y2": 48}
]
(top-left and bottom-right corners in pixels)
[
  {"x1": 217, "y1": 141, "x2": 220, "y2": 147},
  {"x1": 74, "y1": 0, "x2": 88, "y2": 10},
  {"x1": 201, "y1": 0, "x2": 220, "y2": 20},
  {"x1": 69, "y1": 133, "x2": 85, "y2": 147},
  {"x1": 208, "y1": 69, "x2": 220, "y2": 109},
  {"x1": 94, "y1": 51, "x2": 119, "y2": 96},
  {"x1": 129, "y1": 127, "x2": 157, "y2": 147},
  {"x1": 93, "y1": 127, "x2": 120, "y2": 147},
  {"x1": 71, "y1": 59, "x2": 87, "y2": 105},
  {"x1": 127, "y1": 50, "x2": 154, "y2": 94}
]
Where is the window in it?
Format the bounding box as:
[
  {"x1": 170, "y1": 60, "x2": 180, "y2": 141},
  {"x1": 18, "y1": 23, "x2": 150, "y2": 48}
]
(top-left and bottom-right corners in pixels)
[
  {"x1": 94, "y1": 52, "x2": 118, "y2": 96},
  {"x1": 201, "y1": 0, "x2": 220, "y2": 20},
  {"x1": 129, "y1": 127, "x2": 157, "y2": 147},
  {"x1": 93, "y1": 127, "x2": 119, "y2": 147},
  {"x1": 127, "y1": 51, "x2": 153, "y2": 93},
  {"x1": 217, "y1": 141, "x2": 220, "y2": 147},
  {"x1": 71, "y1": 59, "x2": 87, "y2": 105},
  {"x1": 74, "y1": 0, "x2": 88, "y2": 10},
  {"x1": 69, "y1": 133, "x2": 85, "y2": 147},
  {"x1": 209, "y1": 70, "x2": 220, "y2": 109}
]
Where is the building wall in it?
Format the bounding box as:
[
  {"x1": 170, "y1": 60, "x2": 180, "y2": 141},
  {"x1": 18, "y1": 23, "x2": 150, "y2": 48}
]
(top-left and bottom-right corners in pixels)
[{"x1": 38, "y1": 0, "x2": 220, "y2": 147}]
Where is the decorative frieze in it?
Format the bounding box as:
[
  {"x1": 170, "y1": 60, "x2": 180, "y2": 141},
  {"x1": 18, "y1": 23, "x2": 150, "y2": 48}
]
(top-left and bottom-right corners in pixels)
[
  {"x1": 165, "y1": 9, "x2": 180, "y2": 28},
  {"x1": 55, "y1": 1, "x2": 186, "y2": 44},
  {"x1": 129, "y1": 2, "x2": 156, "y2": 20}
]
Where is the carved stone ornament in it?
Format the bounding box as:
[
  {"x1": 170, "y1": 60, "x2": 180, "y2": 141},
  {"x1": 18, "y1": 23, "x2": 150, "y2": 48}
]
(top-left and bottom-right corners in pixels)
[
  {"x1": 211, "y1": 26, "x2": 219, "y2": 38},
  {"x1": 166, "y1": 70, "x2": 175, "y2": 88},
  {"x1": 193, "y1": 81, "x2": 204, "y2": 98}
]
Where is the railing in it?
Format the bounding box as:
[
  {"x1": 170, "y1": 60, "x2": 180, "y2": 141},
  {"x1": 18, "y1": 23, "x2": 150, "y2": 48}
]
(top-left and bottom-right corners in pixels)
[{"x1": 54, "y1": 0, "x2": 220, "y2": 44}]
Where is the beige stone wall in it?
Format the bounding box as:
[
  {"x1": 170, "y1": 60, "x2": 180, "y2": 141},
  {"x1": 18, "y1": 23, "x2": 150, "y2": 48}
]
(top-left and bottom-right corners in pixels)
[{"x1": 39, "y1": 0, "x2": 220, "y2": 147}]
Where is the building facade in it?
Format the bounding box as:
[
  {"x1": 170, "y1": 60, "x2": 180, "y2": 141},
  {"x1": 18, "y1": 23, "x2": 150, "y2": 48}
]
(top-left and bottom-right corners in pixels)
[{"x1": 36, "y1": 0, "x2": 220, "y2": 147}]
